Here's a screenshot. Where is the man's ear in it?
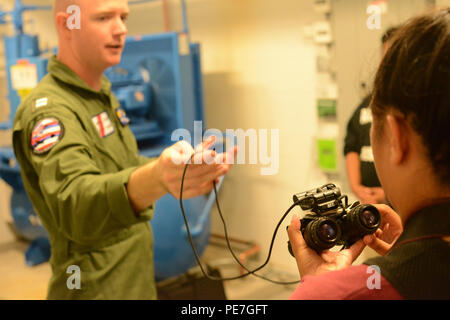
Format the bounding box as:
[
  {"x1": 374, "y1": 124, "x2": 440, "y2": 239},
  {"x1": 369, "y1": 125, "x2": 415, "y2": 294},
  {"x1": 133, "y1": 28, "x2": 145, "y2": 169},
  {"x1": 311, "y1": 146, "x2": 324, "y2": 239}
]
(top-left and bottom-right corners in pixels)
[
  {"x1": 385, "y1": 114, "x2": 410, "y2": 165},
  {"x1": 55, "y1": 12, "x2": 71, "y2": 39}
]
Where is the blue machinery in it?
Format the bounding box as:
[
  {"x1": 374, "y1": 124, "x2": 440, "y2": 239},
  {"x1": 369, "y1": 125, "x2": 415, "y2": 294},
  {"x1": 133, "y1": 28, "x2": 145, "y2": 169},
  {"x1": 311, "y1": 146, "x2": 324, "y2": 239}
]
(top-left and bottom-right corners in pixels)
[{"x1": 0, "y1": 0, "x2": 215, "y2": 280}]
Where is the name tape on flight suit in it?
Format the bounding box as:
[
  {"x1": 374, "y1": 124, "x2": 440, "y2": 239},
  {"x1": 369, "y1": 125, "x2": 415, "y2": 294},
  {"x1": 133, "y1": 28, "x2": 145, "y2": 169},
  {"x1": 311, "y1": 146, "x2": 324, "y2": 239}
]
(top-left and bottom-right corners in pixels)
[
  {"x1": 35, "y1": 97, "x2": 48, "y2": 108},
  {"x1": 30, "y1": 117, "x2": 64, "y2": 154}
]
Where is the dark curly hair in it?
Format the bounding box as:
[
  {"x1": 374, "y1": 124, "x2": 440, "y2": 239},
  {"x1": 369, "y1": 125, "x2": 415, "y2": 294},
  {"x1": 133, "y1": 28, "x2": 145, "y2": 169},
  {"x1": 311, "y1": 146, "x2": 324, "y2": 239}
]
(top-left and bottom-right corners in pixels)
[{"x1": 371, "y1": 8, "x2": 450, "y2": 186}]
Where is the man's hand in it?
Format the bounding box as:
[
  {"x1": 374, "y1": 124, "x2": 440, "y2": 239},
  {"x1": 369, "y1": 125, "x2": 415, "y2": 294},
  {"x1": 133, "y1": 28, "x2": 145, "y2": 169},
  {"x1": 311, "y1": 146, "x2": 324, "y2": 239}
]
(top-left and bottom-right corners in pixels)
[
  {"x1": 287, "y1": 214, "x2": 366, "y2": 277},
  {"x1": 363, "y1": 204, "x2": 403, "y2": 255},
  {"x1": 157, "y1": 136, "x2": 237, "y2": 199},
  {"x1": 127, "y1": 136, "x2": 237, "y2": 213}
]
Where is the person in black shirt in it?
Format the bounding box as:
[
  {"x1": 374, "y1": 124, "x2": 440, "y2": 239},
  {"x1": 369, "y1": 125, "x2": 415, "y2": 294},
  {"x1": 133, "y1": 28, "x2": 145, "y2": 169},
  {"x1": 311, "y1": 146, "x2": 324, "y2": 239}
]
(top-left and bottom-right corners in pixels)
[{"x1": 344, "y1": 27, "x2": 399, "y2": 204}]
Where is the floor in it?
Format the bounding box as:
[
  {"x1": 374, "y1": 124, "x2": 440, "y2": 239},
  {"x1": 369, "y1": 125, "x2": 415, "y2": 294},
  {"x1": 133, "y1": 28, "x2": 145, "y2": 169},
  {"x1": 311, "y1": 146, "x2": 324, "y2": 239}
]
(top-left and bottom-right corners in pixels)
[
  {"x1": 199, "y1": 244, "x2": 298, "y2": 300},
  {"x1": 0, "y1": 240, "x2": 51, "y2": 300},
  {"x1": 0, "y1": 239, "x2": 296, "y2": 300}
]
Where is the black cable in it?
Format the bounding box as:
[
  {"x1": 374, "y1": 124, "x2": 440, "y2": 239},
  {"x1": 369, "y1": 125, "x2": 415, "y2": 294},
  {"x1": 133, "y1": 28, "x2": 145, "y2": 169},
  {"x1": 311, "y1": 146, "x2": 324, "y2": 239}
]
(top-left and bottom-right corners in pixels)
[
  {"x1": 212, "y1": 182, "x2": 300, "y2": 285},
  {"x1": 179, "y1": 159, "x2": 248, "y2": 281},
  {"x1": 179, "y1": 152, "x2": 300, "y2": 284}
]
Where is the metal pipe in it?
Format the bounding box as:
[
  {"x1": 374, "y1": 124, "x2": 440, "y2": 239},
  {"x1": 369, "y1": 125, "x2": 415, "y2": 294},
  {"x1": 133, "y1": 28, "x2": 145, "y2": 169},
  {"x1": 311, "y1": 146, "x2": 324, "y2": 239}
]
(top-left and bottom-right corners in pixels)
[
  {"x1": 162, "y1": 0, "x2": 171, "y2": 32},
  {"x1": 209, "y1": 233, "x2": 261, "y2": 276},
  {"x1": 128, "y1": 0, "x2": 187, "y2": 38},
  {"x1": 239, "y1": 244, "x2": 261, "y2": 276},
  {"x1": 180, "y1": 0, "x2": 190, "y2": 42},
  {"x1": 210, "y1": 233, "x2": 255, "y2": 246}
]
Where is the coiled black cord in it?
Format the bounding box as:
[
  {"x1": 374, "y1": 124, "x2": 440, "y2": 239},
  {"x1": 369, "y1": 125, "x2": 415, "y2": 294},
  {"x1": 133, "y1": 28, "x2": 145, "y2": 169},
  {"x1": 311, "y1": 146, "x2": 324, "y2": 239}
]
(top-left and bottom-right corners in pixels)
[{"x1": 179, "y1": 152, "x2": 300, "y2": 284}]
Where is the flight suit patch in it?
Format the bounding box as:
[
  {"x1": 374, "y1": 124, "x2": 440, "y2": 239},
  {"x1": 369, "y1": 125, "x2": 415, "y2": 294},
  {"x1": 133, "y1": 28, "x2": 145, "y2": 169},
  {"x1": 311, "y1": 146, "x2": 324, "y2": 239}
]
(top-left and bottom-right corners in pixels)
[
  {"x1": 116, "y1": 107, "x2": 130, "y2": 126},
  {"x1": 92, "y1": 112, "x2": 115, "y2": 138},
  {"x1": 30, "y1": 117, "x2": 64, "y2": 154}
]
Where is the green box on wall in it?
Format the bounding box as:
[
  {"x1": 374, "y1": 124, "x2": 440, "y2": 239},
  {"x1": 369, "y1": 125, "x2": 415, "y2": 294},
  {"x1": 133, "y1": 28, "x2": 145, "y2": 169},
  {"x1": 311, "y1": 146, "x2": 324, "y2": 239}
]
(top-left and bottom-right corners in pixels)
[
  {"x1": 317, "y1": 138, "x2": 337, "y2": 171},
  {"x1": 317, "y1": 99, "x2": 337, "y2": 118}
]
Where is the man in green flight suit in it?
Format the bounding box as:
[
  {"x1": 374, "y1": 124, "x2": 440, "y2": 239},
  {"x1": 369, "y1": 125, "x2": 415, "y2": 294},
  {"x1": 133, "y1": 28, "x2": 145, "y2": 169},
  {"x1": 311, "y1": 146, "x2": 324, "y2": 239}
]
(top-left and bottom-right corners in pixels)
[{"x1": 12, "y1": 0, "x2": 235, "y2": 299}]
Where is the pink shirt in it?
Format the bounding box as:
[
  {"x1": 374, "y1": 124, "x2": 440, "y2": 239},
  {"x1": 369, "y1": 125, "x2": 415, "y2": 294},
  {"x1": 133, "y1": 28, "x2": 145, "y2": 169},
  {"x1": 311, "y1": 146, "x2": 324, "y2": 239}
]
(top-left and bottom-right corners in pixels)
[{"x1": 289, "y1": 265, "x2": 403, "y2": 300}]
